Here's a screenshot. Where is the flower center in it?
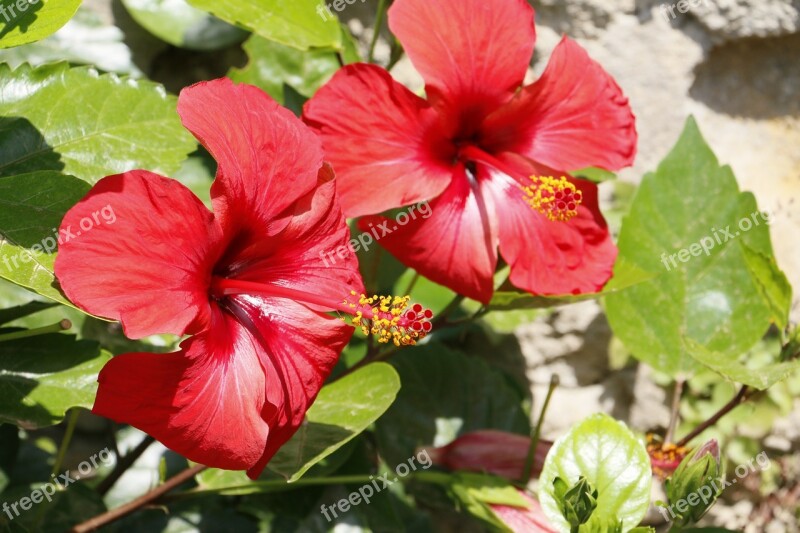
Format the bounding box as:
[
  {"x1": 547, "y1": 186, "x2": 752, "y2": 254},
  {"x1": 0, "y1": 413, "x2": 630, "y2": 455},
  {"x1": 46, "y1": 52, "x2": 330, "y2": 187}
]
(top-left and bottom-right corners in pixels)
[
  {"x1": 456, "y1": 146, "x2": 582, "y2": 223},
  {"x1": 210, "y1": 279, "x2": 433, "y2": 346},
  {"x1": 522, "y1": 176, "x2": 583, "y2": 222}
]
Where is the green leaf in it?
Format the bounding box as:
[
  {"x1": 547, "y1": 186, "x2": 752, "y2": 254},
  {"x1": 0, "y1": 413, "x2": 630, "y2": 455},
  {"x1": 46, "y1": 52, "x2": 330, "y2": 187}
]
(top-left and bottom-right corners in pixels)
[
  {"x1": 375, "y1": 344, "x2": 529, "y2": 468},
  {"x1": 0, "y1": 62, "x2": 196, "y2": 184},
  {"x1": 0, "y1": 171, "x2": 90, "y2": 305},
  {"x1": 0, "y1": 482, "x2": 106, "y2": 532},
  {"x1": 121, "y1": 0, "x2": 247, "y2": 51},
  {"x1": 229, "y1": 29, "x2": 356, "y2": 104},
  {"x1": 187, "y1": 0, "x2": 341, "y2": 51},
  {"x1": 269, "y1": 362, "x2": 401, "y2": 482},
  {"x1": 0, "y1": 7, "x2": 142, "y2": 75},
  {"x1": 0, "y1": 332, "x2": 111, "y2": 428},
  {"x1": 0, "y1": 301, "x2": 55, "y2": 325},
  {"x1": 684, "y1": 338, "x2": 800, "y2": 390},
  {"x1": 605, "y1": 116, "x2": 790, "y2": 377},
  {"x1": 0, "y1": 0, "x2": 80, "y2": 49},
  {"x1": 538, "y1": 413, "x2": 651, "y2": 532},
  {"x1": 449, "y1": 473, "x2": 528, "y2": 532}
]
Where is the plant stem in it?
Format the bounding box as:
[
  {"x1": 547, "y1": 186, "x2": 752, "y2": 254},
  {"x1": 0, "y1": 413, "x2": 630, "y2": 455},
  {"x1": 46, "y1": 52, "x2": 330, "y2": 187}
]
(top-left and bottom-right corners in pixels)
[
  {"x1": 522, "y1": 375, "x2": 559, "y2": 483},
  {"x1": 431, "y1": 294, "x2": 466, "y2": 328},
  {"x1": 676, "y1": 385, "x2": 749, "y2": 448},
  {"x1": 96, "y1": 435, "x2": 156, "y2": 496},
  {"x1": 0, "y1": 319, "x2": 71, "y2": 343},
  {"x1": 166, "y1": 470, "x2": 453, "y2": 501},
  {"x1": 70, "y1": 464, "x2": 207, "y2": 532},
  {"x1": 664, "y1": 378, "x2": 685, "y2": 444},
  {"x1": 402, "y1": 272, "x2": 420, "y2": 295},
  {"x1": 51, "y1": 408, "x2": 80, "y2": 477},
  {"x1": 367, "y1": 0, "x2": 388, "y2": 63}
]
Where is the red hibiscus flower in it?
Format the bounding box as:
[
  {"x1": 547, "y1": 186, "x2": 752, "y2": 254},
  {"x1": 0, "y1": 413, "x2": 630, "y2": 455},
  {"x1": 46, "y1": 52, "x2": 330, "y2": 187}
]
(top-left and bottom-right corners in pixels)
[
  {"x1": 54, "y1": 78, "x2": 431, "y2": 478},
  {"x1": 303, "y1": 0, "x2": 637, "y2": 303}
]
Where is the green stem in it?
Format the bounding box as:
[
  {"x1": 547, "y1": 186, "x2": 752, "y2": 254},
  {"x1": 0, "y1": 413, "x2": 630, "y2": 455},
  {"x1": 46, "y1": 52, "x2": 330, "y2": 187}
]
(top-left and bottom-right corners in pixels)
[
  {"x1": 522, "y1": 375, "x2": 559, "y2": 483},
  {"x1": 52, "y1": 408, "x2": 80, "y2": 477},
  {"x1": 665, "y1": 378, "x2": 685, "y2": 444},
  {"x1": 0, "y1": 319, "x2": 71, "y2": 343},
  {"x1": 367, "y1": 0, "x2": 388, "y2": 64},
  {"x1": 169, "y1": 470, "x2": 452, "y2": 500},
  {"x1": 403, "y1": 272, "x2": 420, "y2": 295}
]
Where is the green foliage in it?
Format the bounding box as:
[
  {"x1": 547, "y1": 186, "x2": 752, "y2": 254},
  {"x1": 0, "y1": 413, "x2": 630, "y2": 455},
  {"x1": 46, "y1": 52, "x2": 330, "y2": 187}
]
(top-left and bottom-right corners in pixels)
[
  {"x1": 269, "y1": 362, "x2": 401, "y2": 482},
  {"x1": 605, "y1": 116, "x2": 790, "y2": 378},
  {"x1": 0, "y1": 332, "x2": 110, "y2": 428},
  {"x1": 0, "y1": 62, "x2": 196, "y2": 184},
  {"x1": 375, "y1": 344, "x2": 529, "y2": 468},
  {"x1": 187, "y1": 0, "x2": 342, "y2": 51},
  {"x1": 0, "y1": 0, "x2": 80, "y2": 49},
  {"x1": 121, "y1": 0, "x2": 248, "y2": 51},
  {"x1": 539, "y1": 413, "x2": 651, "y2": 532},
  {"x1": 553, "y1": 476, "x2": 599, "y2": 531},
  {"x1": 0, "y1": 171, "x2": 88, "y2": 304},
  {"x1": 229, "y1": 28, "x2": 359, "y2": 104}
]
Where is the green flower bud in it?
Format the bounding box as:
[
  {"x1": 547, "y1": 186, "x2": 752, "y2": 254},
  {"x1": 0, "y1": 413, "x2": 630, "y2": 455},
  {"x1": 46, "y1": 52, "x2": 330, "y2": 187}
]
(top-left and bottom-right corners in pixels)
[
  {"x1": 553, "y1": 476, "x2": 598, "y2": 531},
  {"x1": 665, "y1": 439, "x2": 722, "y2": 526}
]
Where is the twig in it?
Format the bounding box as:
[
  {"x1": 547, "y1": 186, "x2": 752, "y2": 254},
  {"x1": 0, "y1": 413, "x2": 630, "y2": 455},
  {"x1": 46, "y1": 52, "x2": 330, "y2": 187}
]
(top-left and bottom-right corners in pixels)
[
  {"x1": 367, "y1": 0, "x2": 388, "y2": 63},
  {"x1": 676, "y1": 385, "x2": 749, "y2": 448},
  {"x1": 522, "y1": 375, "x2": 559, "y2": 483},
  {"x1": 96, "y1": 435, "x2": 156, "y2": 496},
  {"x1": 70, "y1": 464, "x2": 207, "y2": 532},
  {"x1": 664, "y1": 378, "x2": 685, "y2": 444}
]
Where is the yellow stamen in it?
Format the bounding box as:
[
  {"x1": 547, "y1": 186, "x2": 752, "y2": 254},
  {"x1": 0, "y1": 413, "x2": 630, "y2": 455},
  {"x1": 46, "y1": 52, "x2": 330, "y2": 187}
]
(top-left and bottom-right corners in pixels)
[{"x1": 522, "y1": 175, "x2": 583, "y2": 222}]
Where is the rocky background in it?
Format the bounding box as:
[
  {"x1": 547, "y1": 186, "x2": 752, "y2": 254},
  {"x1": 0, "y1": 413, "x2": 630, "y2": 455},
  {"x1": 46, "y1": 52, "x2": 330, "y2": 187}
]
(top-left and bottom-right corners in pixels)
[{"x1": 29, "y1": 1, "x2": 800, "y2": 531}]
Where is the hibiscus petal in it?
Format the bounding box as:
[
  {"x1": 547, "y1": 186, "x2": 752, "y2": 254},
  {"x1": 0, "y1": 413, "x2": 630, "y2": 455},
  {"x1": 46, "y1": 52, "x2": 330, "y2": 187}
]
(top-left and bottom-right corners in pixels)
[
  {"x1": 303, "y1": 64, "x2": 453, "y2": 217},
  {"x1": 482, "y1": 36, "x2": 637, "y2": 172},
  {"x1": 177, "y1": 78, "x2": 323, "y2": 234},
  {"x1": 483, "y1": 155, "x2": 617, "y2": 296},
  {"x1": 490, "y1": 491, "x2": 557, "y2": 533},
  {"x1": 359, "y1": 165, "x2": 497, "y2": 304},
  {"x1": 54, "y1": 171, "x2": 222, "y2": 339},
  {"x1": 219, "y1": 166, "x2": 364, "y2": 309},
  {"x1": 388, "y1": 0, "x2": 536, "y2": 123},
  {"x1": 93, "y1": 298, "x2": 351, "y2": 478}
]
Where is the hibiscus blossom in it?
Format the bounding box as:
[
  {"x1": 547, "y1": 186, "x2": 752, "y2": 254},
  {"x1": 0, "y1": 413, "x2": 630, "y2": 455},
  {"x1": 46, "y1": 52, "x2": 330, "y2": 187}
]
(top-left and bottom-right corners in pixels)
[
  {"x1": 54, "y1": 78, "x2": 431, "y2": 478},
  {"x1": 303, "y1": 0, "x2": 637, "y2": 303}
]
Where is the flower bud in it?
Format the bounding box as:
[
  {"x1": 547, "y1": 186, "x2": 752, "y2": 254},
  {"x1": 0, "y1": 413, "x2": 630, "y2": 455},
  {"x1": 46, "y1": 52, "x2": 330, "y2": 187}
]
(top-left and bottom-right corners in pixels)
[
  {"x1": 665, "y1": 439, "x2": 722, "y2": 526},
  {"x1": 422, "y1": 430, "x2": 552, "y2": 480}
]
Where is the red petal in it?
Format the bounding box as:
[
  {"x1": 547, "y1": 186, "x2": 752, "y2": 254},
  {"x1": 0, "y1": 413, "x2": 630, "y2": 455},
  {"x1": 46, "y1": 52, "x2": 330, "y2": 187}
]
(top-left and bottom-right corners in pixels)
[
  {"x1": 303, "y1": 64, "x2": 452, "y2": 217},
  {"x1": 358, "y1": 165, "x2": 497, "y2": 304},
  {"x1": 54, "y1": 171, "x2": 222, "y2": 339},
  {"x1": 388, "y1": 0, "x2": 536, "y2": 124},
  {"x1": 93, "y1": 298, "x2": 351, "y2": 477},
  {"x1": 220, "y1": 166, "x2": 365, "y2": 308},
  {"x1": 482, "y1": 36, "x2": 637, "y2": 172},
  {"x1": 484, "y1": 155, "x2": 617, "y2": 295},
  {"x1": 425, "y1": 430, "x2": 552, "y2": 480},
  {"x1": 178, "y1": 78, "x2": 324, "y2": 235},
  {"x1": 490, "y1": 491, "x2": 557, "y2": 533}
]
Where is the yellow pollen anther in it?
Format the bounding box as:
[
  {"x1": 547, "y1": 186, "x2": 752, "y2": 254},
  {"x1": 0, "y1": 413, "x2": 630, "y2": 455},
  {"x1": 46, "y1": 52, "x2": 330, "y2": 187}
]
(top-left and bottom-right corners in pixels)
[
  {"x1": 522, "y1": 175, "x2": 583, "y2": 222},
  {"x1": 346, "y1": 293, "x2": 433, "y2": 346}
]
